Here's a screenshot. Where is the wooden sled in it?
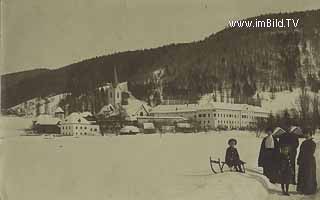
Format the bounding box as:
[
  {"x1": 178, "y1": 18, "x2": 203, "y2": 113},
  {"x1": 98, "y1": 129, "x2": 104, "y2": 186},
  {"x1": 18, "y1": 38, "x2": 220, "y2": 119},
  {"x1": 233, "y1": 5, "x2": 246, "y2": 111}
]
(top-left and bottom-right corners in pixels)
[{"x1": 209, "y1": 156, "x2": 246, "y2": 174}]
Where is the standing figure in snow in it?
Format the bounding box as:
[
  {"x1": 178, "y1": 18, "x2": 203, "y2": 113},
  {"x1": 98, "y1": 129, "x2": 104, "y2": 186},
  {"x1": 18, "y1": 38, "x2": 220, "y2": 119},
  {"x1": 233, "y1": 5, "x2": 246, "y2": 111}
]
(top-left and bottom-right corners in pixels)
[
  {"x1": 225, "y1": 138, "x2": 244, "y2": 172},
  {"x1": 258, "y1": 127, "x2": 280, "y2": 183},
  {"x1": 297, "y1": 131, "x2": 317, "y2": 195},
  {"x1": 279, "y1": 146, "x2": 294, "y2": 196},
  {"x1": 278, "y1": 129, "x2": 299, "y2": 184}
]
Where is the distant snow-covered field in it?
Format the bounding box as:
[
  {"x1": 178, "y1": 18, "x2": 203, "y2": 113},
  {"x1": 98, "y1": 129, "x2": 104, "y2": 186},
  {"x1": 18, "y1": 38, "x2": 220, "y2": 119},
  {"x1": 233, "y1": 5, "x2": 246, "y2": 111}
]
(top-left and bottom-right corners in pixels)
[{"x1": 0, "y1": 116, "x2": 319, "y2": 200}]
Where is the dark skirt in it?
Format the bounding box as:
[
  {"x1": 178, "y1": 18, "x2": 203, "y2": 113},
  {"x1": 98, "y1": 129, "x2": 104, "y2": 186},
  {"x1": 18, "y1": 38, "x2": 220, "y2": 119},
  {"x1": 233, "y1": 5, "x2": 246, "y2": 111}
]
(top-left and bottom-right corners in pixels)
[
  {"x1": 278, "y1": 156, "x2": 294, "y2": 184},
  {"x1": 262, "y1": 149, "x2": 279, "y2": 183},
  {"x1": 297, "y1": 157, "x2": 317, "y2": 195}
]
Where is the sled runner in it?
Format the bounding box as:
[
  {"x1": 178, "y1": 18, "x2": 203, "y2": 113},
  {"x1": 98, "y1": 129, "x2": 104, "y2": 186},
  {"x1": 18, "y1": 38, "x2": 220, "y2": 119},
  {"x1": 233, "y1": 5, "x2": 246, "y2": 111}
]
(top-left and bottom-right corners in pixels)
[{"x1": 209, "y1": 156, "x2": 246, "y2": 174}]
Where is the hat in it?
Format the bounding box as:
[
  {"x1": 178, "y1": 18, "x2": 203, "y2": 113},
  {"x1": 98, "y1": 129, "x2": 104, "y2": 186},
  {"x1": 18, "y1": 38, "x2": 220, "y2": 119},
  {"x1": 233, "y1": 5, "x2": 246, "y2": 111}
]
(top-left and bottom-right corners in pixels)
[
  {"x1": 289, "y1": 126, "x2": 303, "y2": 136},
  {"x1": 272, "y1": 127, "x2": 286, "y2": 137},
  {"x1": 228, "y1": 138, "x2": 237, "y2": 145}
]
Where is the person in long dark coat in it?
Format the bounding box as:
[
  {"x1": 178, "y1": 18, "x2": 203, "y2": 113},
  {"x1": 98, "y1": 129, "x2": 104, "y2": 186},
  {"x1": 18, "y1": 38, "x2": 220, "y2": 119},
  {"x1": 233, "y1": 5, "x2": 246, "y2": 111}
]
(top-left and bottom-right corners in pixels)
[
  {"x1": 278, "y1": 130, "x2": 299, "y2": 184},
  {"x1": 297, "y1": 132, "x2": 317, "y2": 195},
  {"x1": 258, "y1": 128, "x2": 280, "y2": 183}
]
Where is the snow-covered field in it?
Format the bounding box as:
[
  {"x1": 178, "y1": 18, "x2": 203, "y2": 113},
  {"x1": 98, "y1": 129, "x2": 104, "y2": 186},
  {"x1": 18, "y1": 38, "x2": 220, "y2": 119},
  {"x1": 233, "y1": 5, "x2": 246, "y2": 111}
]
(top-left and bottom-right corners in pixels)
[{"x1": 0, "y1": 116, "x2": 319, "y2": 200}]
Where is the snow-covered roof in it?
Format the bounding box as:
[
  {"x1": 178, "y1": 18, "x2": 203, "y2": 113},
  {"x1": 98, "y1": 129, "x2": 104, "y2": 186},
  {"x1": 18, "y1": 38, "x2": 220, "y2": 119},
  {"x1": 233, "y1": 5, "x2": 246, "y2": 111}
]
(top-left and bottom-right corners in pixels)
[
  {"x1": 124, "y1": 104, "x2": 150, "y2": 116},
  {"x1": 176, "y1": 122, "x2": 192, "y2": 128},
  {"x1": 143, "y1": 123, "x2": 155, "y2": 129},
  {"x1": 81, "y1": 112, "x2": 93, "y2": 118},
  {"x1": 120, "y1": 126, "x2": 140, "y2": 133},
  {"x1": 137, "y1": 116, "x2": 187, "y2": 120},
  {"x1": 122, "y1": 95, "x2": 150, "y2": 115},
  {"x1": 98, "y1": 104, "x2": 116, "y2": 115},
  {"x1": 118, "y1": 82, "x2": 128, "y2": 92},
  {"x1": 150, "y1": 103, "x2": 270, "y2": 114},
  {"x1": 150, "y1": 104, "x2": 198, "y2": 114},
  {"x1": 35, "y1": 114, "x2": 61, "y2": 125},
  {"x1": 62, "y1": 113, "x2": 90, "y2": 124},
  {"x1": 54, "y1": 107, "x2": 64, "y2": 113}
]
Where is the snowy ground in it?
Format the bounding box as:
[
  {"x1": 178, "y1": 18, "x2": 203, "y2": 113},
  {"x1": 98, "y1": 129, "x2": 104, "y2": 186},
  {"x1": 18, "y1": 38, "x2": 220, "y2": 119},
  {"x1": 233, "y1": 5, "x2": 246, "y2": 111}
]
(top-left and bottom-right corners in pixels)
[{"x1": 0, "y1": 116, "x2": 319, "y2": 200}]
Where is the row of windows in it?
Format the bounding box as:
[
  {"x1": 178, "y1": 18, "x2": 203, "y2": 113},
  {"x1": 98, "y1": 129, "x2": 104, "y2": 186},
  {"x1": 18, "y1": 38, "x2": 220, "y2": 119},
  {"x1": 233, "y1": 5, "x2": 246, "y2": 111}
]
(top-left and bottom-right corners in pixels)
[
  {"x1": 62, "y1": 131, "x2": 97, "y2": 136},
  {"x1": 198, "y1": 120, "x2": 258, "y2": 126},
  {"x1": 197, "y1": 113, "x2": 257, "y2": 119},
  {"x1": 62, "y1": 126, "x2": 98, "y2": 132},
  {"x1": 217, "y1": 120, "x2": 240, "y2": 125}
]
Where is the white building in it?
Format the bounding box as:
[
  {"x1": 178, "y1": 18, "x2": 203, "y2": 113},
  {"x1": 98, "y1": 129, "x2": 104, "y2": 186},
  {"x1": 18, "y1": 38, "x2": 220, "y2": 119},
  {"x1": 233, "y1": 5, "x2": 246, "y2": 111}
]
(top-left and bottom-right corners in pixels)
[
  {"x1": 150, "y1": 103, "x2": 270, "y2": 130},
  {"x1": 60, "y1": 113, "x2": 100, "y2": 136}
]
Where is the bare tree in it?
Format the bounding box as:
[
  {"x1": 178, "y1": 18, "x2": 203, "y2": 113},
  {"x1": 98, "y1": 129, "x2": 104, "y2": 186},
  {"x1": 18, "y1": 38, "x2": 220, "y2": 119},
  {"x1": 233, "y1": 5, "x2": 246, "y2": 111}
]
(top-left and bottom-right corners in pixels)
[
  {"x1": 310, "y1": 93, "x2": 320, "y2": 134},
  {"x1": 295, "y1": 87, "x2": 311, "y2": 127}
]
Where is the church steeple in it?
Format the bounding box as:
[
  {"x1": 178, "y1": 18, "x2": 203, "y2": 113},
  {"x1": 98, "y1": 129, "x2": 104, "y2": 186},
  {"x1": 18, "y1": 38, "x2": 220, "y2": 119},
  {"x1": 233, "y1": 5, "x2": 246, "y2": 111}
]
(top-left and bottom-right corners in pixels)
[{"x1": 113, "y1": 66, "x2": 119, "y2": 88}]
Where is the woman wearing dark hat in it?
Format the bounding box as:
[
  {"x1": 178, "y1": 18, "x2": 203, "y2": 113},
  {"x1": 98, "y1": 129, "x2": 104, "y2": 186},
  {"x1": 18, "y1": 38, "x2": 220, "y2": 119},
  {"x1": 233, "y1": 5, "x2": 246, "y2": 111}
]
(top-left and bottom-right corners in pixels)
[
  {"x1": 225, "y1": 138, "x2": 244, "y2": 172},
  {"x1": 258, "y1": 127, "x2": 280, "y2": 183},
  {"x1": 297, "y1": 129, "x2": 317, "y2": 195}
]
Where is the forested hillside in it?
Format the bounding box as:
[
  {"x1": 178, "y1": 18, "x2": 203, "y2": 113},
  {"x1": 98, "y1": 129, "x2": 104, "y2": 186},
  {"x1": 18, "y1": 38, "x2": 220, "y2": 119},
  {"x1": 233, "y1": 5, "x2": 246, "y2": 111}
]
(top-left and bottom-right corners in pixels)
[{"x1": 2, "y1": 9, "x2": 320, "y2": 109}]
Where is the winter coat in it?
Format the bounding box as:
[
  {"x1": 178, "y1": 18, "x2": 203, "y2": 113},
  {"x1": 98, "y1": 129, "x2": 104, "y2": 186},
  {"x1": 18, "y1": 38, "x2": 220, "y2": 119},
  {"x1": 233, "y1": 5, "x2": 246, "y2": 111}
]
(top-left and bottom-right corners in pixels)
[
  {"x1": 258, "y1": 136, "x2": 280, "y2": 183},
  {"x1": 225, "y1": 147, "x2": 243, "y2": 167},
  {"x1": 297, "y1": 139, "x2": 317, "y2": 195}
]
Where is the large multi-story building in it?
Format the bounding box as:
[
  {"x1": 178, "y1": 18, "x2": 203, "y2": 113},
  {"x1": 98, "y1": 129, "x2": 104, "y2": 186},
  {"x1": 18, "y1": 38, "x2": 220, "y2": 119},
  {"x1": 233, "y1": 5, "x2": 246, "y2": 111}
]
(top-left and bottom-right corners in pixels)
[
  {"x1": 60, "y1": 113, "x2": 100, "y2": 136},
  {"x1": 150, "y1": 103, "x2": 270, "y2": 130}
]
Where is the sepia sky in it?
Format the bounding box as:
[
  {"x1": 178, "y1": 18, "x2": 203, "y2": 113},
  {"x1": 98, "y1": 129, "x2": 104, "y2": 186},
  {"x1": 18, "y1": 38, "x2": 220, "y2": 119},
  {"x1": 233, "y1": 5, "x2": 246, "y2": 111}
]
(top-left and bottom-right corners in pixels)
[{"x1": 2, "y1": 0, "x2": 320, "y2": 74}]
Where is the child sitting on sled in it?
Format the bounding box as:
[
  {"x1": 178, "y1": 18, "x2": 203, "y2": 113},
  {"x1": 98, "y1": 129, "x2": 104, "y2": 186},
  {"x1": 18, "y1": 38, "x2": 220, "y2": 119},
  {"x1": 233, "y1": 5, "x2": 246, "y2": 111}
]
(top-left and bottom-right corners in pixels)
[{"x1": 225, "y1": 138, "x2": 245, "y2": 172}]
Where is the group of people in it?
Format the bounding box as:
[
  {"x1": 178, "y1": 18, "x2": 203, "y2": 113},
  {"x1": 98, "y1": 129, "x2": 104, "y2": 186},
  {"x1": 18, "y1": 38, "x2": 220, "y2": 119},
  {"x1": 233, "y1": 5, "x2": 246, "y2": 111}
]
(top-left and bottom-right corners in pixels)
[{"x1": 258, "y1": 127, "x2": 317, "y2": 196}]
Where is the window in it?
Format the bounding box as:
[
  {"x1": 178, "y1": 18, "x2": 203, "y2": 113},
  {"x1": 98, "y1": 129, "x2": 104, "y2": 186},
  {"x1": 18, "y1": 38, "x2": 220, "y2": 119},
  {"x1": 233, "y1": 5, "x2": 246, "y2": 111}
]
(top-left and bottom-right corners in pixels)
[
  {"x1": 94, "y1": 128, "x2": 97, "y2": 132},
  {"x1": 117, "y1": 92, "x2": 119, "y2": 98},
  {"x1": 214, "y1": 113, "x2": 216, "y2": 117},
  {"x1": 199, "y1": 114, "x2": 201, "y2": 117},
  {"x1": 208, "y1": 114, "x2": 211, "y2": 117},
  {"x1": 84, "y1": 127, "x2": 87, "y2": 130},
  {"x1": 76, "y1": 126, "x2": 78, "y2": 129}
]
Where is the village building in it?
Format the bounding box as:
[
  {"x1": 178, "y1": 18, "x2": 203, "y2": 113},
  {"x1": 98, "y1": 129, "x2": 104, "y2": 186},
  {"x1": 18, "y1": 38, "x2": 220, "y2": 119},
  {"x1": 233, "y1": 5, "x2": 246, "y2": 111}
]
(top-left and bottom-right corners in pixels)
[
  {"x1": 150, "y1": 103, "x2": 269, "y2": 130},
  {"x1": 54, "y1": 107, "x2": 65, "y2": 119},
  {"x1": 149, "y1": 104, "x2": 198, "y2": 119},
  {"x1": 136, "y1": 116, "x2": 187, "y2": 126},
  {"x1": 60, "y1": 113, "x2": 100, "y2": 136},
  {"x1": 97, "y1": 104, "x2": 116, "y2": 117},
  {"x1": 33, "y1": 114, "x2": 61, "y2": 134},
  {"x1": 123, "y1": 104, "x2": 150, "y2": 121}
]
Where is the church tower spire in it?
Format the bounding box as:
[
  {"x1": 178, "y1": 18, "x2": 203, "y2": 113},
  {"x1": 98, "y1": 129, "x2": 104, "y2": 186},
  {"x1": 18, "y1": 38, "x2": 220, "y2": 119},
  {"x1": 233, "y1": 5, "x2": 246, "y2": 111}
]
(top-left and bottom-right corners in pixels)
[{"x1": 113, "y1": 66, "x2": 119, "y2": 88}]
